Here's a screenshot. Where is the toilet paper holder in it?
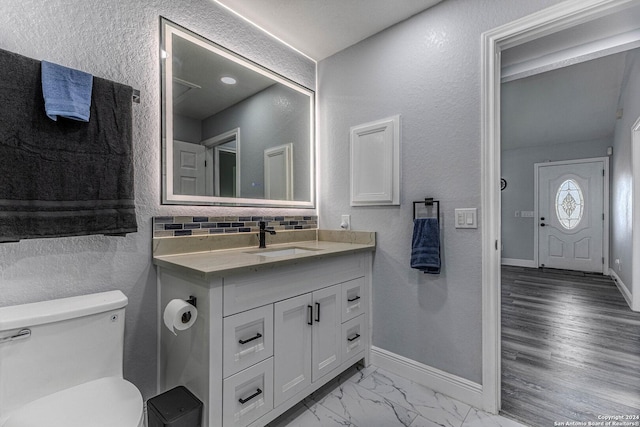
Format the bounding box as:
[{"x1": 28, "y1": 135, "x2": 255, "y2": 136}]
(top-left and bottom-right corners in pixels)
[{"x1": 182, "y1": 296, "x2": 197, "y2": 324}]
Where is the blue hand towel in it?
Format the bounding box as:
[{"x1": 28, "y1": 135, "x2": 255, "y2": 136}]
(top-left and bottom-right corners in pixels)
[
  {"x1": 41, "y1": 60, "x2": 93, "y2": 122},
  {"x1": 411, "y1": 218, "x2": 441, "y2": 274}
]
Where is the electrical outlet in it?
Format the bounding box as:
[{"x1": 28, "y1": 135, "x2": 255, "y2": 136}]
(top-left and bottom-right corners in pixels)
[{"x1": 340, "y1": 214, "x2": 351, "y2": 230}]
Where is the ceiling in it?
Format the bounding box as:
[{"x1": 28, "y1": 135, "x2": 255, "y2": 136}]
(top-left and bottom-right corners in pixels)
[
  {"x1": 207, "y1": 0, "x2": 639, "y2": 153},
  {"x1": 215, "y1": 0, "x2": 443, "y2": 61},
  {"x1": 501, "y1": 49, "x2": 637, "y2": 151},
  {"x1": 500, "y1": 2, "x2": 640, "y2": 151}
]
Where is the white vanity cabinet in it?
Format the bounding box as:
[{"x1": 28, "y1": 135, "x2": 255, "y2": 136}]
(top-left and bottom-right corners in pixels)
[{"x1": 157, "y1": 249, "x2": 372, "y2": 427}]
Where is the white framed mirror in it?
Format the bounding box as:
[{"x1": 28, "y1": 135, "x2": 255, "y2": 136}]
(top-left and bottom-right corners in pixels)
[{"x1": 161, "y1": 18, "x2": 315, "y2": 207}]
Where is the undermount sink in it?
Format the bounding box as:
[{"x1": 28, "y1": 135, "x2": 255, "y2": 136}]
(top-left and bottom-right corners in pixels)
[{"x1": 246, "y1": 247, "x2": 319, "y2": 257}]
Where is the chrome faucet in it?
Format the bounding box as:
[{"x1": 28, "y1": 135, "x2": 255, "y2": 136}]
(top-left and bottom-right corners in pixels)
[{"x1": 258, "y1": 221, "x2": 276, "y2": 248}]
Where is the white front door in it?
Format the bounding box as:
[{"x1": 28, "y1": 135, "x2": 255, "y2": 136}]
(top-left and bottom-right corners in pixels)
[{"x1": 537, "y1": 159, "x2": 606, "y2": 273}]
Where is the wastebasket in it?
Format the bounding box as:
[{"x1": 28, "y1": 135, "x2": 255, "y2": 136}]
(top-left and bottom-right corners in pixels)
[{"x1": 147, "y1": 386, "x2": 203, "y2": 427}]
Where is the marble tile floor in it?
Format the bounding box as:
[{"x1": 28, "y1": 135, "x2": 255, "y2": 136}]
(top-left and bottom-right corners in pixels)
[{"x1": 268, "y1": 364, "x2": 527, "y2": 427}]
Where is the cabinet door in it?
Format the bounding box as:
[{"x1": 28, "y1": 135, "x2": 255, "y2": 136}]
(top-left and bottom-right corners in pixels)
[
  {"x1": 274, "y1": 293, "x2": 312, "y2": 407},
  {"x1": 311, "y1": 284, "x2": 342, "y2": 382}
]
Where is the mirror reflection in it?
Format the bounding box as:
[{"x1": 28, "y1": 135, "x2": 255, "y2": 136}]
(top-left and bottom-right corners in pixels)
[{"x1": 161, "y1": 18, "x2": 315, "y2": 207}]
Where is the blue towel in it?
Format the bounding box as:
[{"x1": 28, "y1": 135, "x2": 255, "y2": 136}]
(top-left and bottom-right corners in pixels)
[
  {"x1": 411, "y1": 218, "x2": 441, "y2": 274},
  {"x1": 41, "y1": 60, "x2": 93, "y2": 122}
]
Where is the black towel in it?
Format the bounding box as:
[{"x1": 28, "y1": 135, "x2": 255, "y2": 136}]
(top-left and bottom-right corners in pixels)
[
  {"x1": 0, "y1": 48, "x2": 137, "y2": 242},
  {"x1": 410, "y1": 218, "x2": 441, "y2": 274}
]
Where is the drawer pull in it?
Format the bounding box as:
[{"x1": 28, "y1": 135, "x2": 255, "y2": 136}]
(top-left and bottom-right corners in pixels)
[
  {"x1": 0, "y1": 328, "x2": 30, "y2": 345},
  {"x1": 347, "y1": 295, "x2": 361, "y2": 302},
  {"x1": 315, "y1": 302, "x2": 320, "y2": 322},
  {"x1": 347, "y1": 333, "x2": 360, "y2": 342},
  {"x1": 238, "y1": 333, "x2": 262, "y2": 345},
  {"x1": 238, "y1": 388, "x2": 262, "y2": 404}
]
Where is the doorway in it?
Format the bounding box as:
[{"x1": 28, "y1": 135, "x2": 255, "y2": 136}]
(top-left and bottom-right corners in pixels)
[
  {"x1": 203, "y1": 127, "x2": 241, "y2": 197},
  {"x1": 535, "y1": 158, "x2": 609, "y2": 273},
  {"x1": 480, "y1": 0, "x2": 640, "y2": 415},
  {"x1": 215, "y1": 147, "x2": 237, "y2": 197}
]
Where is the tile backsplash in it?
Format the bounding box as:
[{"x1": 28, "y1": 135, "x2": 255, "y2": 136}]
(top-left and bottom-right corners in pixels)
[{"x1": 153, "y1": 215, "x2": 318, "y2": 238}]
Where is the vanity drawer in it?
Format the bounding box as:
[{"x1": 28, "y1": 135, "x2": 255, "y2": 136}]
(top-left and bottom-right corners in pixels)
[
  {"x1": 223, "y1": 304, "x2": 274, "y2": 378},
  {"x1": 224, "y1": 252, "x2": 365, "y2": 316},
  {"x1": 223, "y1": 358, "x2": 273, "y2": 427},
  {"x1": 342, "y1": 277, "x2": 366, "y2": 322},
  {"x1": 342, "y1": 314, "x2": 367, "y2": 363}
]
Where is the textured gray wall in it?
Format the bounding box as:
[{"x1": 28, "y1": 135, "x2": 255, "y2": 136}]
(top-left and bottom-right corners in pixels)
[
  {"x1": 0, "y1": 0, "x2": 314, "y2": 399},
  {"x1": 501, "y1": 138, "x2": 611, "y2": 261},
  {"x1": 202, "y1": 84, "x2": 312, "y2": 201},
  {"x1": 612, "y1": 50, "x2": 640, "y2": 292},
  {"x1": 318, "y1": 0, "x2": 564, "y2": 383}
]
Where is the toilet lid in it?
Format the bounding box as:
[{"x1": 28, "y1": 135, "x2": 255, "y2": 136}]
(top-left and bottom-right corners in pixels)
[{"x1": 3, "y1": 377, "x2": 143, "y2": 427}]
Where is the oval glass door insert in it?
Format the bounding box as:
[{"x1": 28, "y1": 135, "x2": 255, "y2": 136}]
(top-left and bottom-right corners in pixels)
[{"x1": 555, "y1": 179, "x2": 584, "y2": 230}]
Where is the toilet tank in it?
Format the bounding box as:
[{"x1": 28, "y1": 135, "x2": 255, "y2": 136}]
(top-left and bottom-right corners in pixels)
[{"x1": 0, "y1": 291, "x2": 128, "y2": 421}]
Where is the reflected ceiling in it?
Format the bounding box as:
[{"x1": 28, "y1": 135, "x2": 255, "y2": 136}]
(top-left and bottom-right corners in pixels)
[{"x1": 172, "y1": 36, "x2": 275, "y2": 120}]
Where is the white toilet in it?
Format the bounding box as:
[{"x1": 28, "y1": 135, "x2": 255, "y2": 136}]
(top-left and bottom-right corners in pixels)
[{"x1": 0, "y1": 290, "x2": 144, "y2": 427}]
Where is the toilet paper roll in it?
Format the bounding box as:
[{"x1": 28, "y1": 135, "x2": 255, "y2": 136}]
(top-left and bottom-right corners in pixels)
[{"x1": 163, "y1": 299, "x2": 197, "y2": 335}]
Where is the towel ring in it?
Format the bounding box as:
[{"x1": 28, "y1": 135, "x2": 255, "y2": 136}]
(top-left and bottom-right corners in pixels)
[{"x1": 413, "y1": 198, "x2": 440, "y2": 220}]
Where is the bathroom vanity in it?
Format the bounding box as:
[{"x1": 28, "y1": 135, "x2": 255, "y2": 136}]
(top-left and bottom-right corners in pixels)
[{"x1": 153, "y1": 230, "x2": 374, "y2": 427}]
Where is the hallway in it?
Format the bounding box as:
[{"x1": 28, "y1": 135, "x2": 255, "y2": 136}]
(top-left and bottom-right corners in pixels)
[{"x1": 501, "y1": 266, "x2": 640, "y2": 425}]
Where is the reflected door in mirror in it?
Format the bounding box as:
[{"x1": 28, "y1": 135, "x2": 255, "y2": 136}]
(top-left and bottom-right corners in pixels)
[{"x1": 173, "y1": 140, "x2": 206, "y2": 196}]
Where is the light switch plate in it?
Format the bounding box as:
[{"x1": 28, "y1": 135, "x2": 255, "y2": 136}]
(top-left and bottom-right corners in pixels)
[{"x1": 455, "y1": 208, "x2": 477, "y2": 229}]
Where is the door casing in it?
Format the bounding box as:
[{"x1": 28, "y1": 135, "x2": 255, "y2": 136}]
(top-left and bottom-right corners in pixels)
[{"x1": 481, "y1": 0, "x2": 640, "y2": 414}]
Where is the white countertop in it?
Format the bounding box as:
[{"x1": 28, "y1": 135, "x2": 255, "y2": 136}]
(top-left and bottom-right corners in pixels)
[{"x1": 152, "y1": 230, "x2": 375, "y2": 279}]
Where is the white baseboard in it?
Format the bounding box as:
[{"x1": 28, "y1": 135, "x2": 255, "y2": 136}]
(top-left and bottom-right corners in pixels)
[
  {"x1": 609, "y1": 269, "x2": 634, "y2": 311},
  {"x1": 370, "y1": 346, "x2": 483, "y2": 409},
  {"x1": 501, "y1": 258, "x2": 536, "y2": 268}
]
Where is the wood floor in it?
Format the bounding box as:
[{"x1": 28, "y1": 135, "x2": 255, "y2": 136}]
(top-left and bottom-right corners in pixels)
[{"x1": 501, "y1": 266, "x2": 640, "y2": 426}]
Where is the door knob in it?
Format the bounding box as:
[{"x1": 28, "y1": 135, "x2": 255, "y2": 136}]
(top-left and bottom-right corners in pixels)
[
  {"x1": 540, "y1": 223, "x2": 546, "y2": 227},
  {"x1": 540, "y1": 217, "x2": 545, "y2": 221}
]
